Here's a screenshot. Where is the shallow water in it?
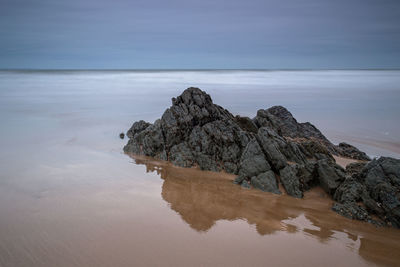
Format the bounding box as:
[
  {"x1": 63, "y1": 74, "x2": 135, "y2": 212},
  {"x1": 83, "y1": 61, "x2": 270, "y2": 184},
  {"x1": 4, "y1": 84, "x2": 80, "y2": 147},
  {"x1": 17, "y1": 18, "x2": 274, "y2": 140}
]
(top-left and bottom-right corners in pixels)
[{"x1": 0, "y1": 70, "x2": 400, "y2": 266}]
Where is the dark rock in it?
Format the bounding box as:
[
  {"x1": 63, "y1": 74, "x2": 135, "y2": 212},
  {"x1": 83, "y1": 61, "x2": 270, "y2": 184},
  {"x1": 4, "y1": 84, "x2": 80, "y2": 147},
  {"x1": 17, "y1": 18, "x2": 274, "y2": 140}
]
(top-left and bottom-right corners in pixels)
[
  {"x1": 334, "y1": 177, "x2": 364, "y2": 203},
  {"x1": 169, "y1": 142, "x2": 194, "y2": 168},
  {"x1": 336, "y1": 142, "x2": 371, "y2": 161},
  {"x1": 278, "y1": 162, "x2": 316, "y2": 197},
  {"x1": 280, "y1": 165, "x2": 303, "y2": 198},
  {"x1": 256, "y1": 106, "x2": 337, "y2": 154},
  {"x1": 235, "y1": 115, "x2": 258, "y2": 133},
  {"x1": 124, "y1": 87, "x2": 394, "y2": 228},
  {"x1": 362, "y1": 157, "x2": 400, "y2": 189},
  {"x1": 241, "y1": 180, "x2": 251, "y2": 189},
  {"x1": 124, "y1": 88, "x2": 243, "y2": 171},
  {"x1": 257, "y1": 127, "x2": 288, "y2": 170},
  {"x1": 316, "y1": 160, "x2": 346, "y2": 195},
  {"x1": 332, "y1": 202, "x2": 370, "y2": 221},
  {"x1": 126, "y1": 120, "x2": 151, "y2": 139},
  {"x1": 346, "y1": 162, "x2": 367, "y2": 177},
  {"x1": 257, "y1": 127, "x2": 309, "y2": 169},
  {"x1": 237, "y1": 139, "x2": 271, "y2": 181},
  {"x1": 252, "y1": 108, "x2": 278, "y2": 130},
  {"x1": 119, "y1": 133, "x2": 125, "y2": 139},
  {"x1": 331, "y1": 157, "x2": 400, "y2": 228},
  {"x1": 296, "y1": 162, "x2": 317, "y2": 191},
  {"x1": 251, "y1": 171, "x2": 281, "y2": 194},
  {"x1": 359, "y1": 157, "x2": 400, "y2": 227},
  {"x1": 124, "y1": 119, "x2": 166, "y2": 160},
  {"x1": 297, "y1": 139, "x2": 334, "y2": 162},
  {"x1": 253, "y1": 106, "x2": 372, "y2": 161}
]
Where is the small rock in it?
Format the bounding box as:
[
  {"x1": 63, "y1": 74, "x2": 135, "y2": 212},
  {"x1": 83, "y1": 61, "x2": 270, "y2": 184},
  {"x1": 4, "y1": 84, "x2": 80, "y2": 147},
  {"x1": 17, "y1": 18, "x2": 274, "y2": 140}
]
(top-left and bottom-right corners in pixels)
[
  {"x1": 119, "y1": 133, "x2": 125, "y2": 139},
  {"x1": 346, "y1": 162, "x2": 367, "y2": 177},
  {"x1": 336, "y1": 142, "x2": 371, "y2": 161},
  {"x1": 241, "y1": 181, "x2": 251, "y2": 189},
  {"x1": 316, "y1": 160, "x2": 346, "y2": 195},
  {"x1": 332, "y1": 202, "x2": 370, "y2": 221},
  {"x1": 250, "y1": 170, "x2": 281, "y2": 194},
  {"x1": 280, "y1": 165, "x2": 303, "y2": 198}
]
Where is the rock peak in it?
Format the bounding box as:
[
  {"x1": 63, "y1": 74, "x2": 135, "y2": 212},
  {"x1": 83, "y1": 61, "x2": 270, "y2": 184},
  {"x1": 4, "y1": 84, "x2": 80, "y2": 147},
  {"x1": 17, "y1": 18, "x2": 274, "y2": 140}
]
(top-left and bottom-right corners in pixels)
[
  {"x1": 267, "y1": 105, "x2": 295, "y2": 120},
  {"x1": 172, "y1": 87, "x2": 213, "y2": 107}
]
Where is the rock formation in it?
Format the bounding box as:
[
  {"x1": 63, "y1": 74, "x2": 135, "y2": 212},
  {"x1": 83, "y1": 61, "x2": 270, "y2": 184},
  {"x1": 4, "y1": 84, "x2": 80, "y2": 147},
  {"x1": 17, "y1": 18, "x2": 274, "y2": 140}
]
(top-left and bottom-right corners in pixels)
[{"x1": 124, "y1": 87, "x2": 400, "y2": 228}]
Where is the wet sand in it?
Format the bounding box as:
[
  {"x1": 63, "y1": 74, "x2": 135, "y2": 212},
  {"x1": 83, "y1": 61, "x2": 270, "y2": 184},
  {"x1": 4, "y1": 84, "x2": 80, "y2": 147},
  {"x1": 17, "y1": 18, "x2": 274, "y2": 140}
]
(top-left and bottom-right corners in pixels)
[
  {"x1": 333, "y1": 155, "x2": 364, "y2": 168},
  {"x1": 331, "y1": 134, "x2": 400, "y2": 159},
  {"x1": 1, "y1": 70, "x2": 400, "y2": 267},
  {"x1": 2, "y1": 152, "x2": 400, "y2": 266},
  {"x1": 132, "y1": 156, "x2": 400, "y2": 266}
]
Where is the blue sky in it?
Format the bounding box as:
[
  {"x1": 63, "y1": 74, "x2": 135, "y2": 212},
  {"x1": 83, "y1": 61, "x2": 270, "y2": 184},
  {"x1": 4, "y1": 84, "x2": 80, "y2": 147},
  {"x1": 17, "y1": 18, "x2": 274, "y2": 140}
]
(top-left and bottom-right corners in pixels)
[{"x1": 1, "y1": 0, "x2": 400, "y2": 69}]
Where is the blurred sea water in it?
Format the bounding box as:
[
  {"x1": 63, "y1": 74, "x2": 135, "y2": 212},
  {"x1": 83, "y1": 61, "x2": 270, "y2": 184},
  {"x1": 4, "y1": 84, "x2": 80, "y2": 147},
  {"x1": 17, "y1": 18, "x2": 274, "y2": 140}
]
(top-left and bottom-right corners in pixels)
[{"x1": 1, "y1": 70, "x2": 399, "y2": 158}]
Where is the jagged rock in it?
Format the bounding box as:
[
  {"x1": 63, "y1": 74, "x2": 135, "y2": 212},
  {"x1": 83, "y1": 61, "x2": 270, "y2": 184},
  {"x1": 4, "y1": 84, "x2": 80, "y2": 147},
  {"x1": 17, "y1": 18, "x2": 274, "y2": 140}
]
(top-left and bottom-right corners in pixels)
[
  {"x1": 316, "y1": 160, "x2": 346, "y2": 195},
  {"x1": 334, "y1": 177, "x2": 365, "y2": 203},
  {"x1": 296, "y1": 139, "x2": 334, "y2": 162},
  {"x1": 236, "y1": 139, "x2": 271, "y2": 183},
  {"x1": 280, "y1": 165, "x2": 303, "y2": 198},
  {"x1": 126, "y1": 120, "x2": 151, "y2": 139},
  {"x1": 169, "y1": 142, "x2": 194, "y2": 168},
  {"x1": 278, "y1": 162, "x2": 316, "y2": 198},
  {"x1": 332, "y1": 202, "x2": 370, "y2": 221},
  {"x1": 257, "y1": 127, "x2": 308, "y2": 169},
  {"x1": 336, "y1": 142, "x2": 371, "y2": 161},
  {"x1": 235, "y1": 115, "x2": 258, "y2": 133},
  {"x1": 296, "y1": 162, "x2": 317, "y2": 191},
  {"x1": 362, "y1": 157, "x2": 400, "y2": 189},
  {"x1": 252, "y1": 109, "x2": 278, "y2": 130},
  {"x1": 124, "y1": 119, "x2": 166, "y2": 159},
  {"x1": 346, "y1": 162, "x2": 367, "y2": 177},
  {"x1": 124, "y1": 88, "x2": 245, "y2": 172},
  {"x1": 254, "y1": 106, "x2": 337, "y2": 154},
  {"x1": 253, "y1": 106, "x2": 371, "y2": 161},
  {"x1": 251, "y1": 171, "x2": 281, "y2": 194},
  {"x1": 124, "y1": 87, "x2": 400, "y2": 228},
  {"x1": 330, "y1": 157, "x2": 400, "y2": 228},
  {"x1": 359, "y1": 157, "x2": 400, "y2": 227},
  {"x1": 332, "y1": 175, "x2": 378, "y2": 224},
  {"x1": 332, "y1": 176, "x2": 381, "y2": 218},
  {"x1": 257, "y1": 127, "x2": 288, "y2": 170}
]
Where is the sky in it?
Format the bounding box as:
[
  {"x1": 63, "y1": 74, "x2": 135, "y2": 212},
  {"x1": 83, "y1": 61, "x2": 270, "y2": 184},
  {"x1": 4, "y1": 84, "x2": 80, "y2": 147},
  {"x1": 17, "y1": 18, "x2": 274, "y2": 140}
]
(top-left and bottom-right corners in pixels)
[{"x1": 1, "y1": 0, "x2": 400, "y2": 69}]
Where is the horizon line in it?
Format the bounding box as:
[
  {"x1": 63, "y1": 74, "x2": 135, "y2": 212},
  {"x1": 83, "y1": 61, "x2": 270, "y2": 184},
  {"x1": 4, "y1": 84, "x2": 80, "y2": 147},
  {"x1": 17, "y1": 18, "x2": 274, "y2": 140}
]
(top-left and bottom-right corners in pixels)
[{"x1": 1, "y1": 68, "x2": 400, "y2": 71}]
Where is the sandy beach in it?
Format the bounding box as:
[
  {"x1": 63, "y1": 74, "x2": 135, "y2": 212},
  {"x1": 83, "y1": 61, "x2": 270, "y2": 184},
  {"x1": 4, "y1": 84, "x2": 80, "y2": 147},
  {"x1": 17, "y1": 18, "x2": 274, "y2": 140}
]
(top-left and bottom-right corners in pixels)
[{"x1": 1, "y1": 70, "x2": 400, "y2": 266}]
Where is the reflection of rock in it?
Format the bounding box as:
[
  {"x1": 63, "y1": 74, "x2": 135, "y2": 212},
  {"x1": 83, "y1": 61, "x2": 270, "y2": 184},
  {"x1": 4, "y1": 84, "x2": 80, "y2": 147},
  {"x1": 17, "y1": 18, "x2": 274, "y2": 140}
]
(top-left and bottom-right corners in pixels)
[
  {"x1": 124, "y1": 87, "x2": 400, "y2": 228},
  {"x1": 130, "y1": 155, "x2": 348, "y2": 237},
  {"x1": 358, "y1": 236, "x2": 400, "y2": 267},
  {"x1": 133, "y1": 155, "x2": 293, "y2": 234},
  {"x1": 129, "y1": 154, "x2": 400, "y2": 267}
]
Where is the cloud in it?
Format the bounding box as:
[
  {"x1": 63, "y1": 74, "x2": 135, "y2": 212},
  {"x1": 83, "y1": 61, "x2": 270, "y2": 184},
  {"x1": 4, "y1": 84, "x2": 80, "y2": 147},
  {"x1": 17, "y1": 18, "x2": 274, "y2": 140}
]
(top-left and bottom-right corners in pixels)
[{"x1": 1, "y1": 0, "x2": 399, "y2": 68}]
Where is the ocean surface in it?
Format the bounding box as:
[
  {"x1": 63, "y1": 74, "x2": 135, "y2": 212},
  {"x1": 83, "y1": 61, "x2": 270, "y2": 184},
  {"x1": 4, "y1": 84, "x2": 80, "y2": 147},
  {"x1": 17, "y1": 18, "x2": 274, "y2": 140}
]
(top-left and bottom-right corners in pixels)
[{"x1": 0, "y1": 70, "x2": 400, "y2": 266}]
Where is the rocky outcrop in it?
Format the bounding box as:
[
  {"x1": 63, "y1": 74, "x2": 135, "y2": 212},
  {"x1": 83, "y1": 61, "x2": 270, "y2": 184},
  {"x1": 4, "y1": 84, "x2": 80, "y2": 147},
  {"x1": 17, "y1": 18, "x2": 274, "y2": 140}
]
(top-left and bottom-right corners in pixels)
[
  {"x1": 336, "y1": 142, "x2": 371, "y2": 161},
  {"x1": 331, "y1": 157, "x2": 400, "y2": 227},
  {"x1": 252, "y1": 106, "x2": 370, "y2": 161},
  {"x1": 124, "y1": 87, "x2": 399, "y2": 228}
]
